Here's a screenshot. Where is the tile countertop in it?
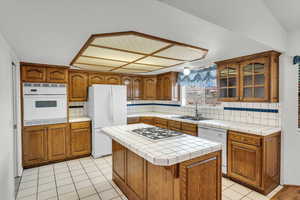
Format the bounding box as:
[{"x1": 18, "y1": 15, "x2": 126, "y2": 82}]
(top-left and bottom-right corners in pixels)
[
  {"x1": 102, "y1": 124, "x2": 222, "y2": 166},
  {"x1": 127, "y1": 112, "x2": 281, "y2": 136},
  {"x1": 69, "y1": 116, "x2": 91, "y2": 123}
]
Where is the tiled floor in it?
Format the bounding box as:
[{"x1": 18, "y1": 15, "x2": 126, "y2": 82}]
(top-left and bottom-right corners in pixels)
[{"x1": 17, "y1": 156, "x2": 282, "y2": 200}]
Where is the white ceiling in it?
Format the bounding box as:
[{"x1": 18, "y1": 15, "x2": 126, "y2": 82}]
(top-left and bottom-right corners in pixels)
[
  {"x1": 263, "y1": 0, "x2": 300, "y2": 32},
  {"x1": 0, "y1": 0, "x2": 277, "y2": 74}
]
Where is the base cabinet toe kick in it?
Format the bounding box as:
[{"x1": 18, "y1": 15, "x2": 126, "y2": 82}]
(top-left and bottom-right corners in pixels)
[{"x1": 112, "y1": 140, "x2": 222, "y2": 200}]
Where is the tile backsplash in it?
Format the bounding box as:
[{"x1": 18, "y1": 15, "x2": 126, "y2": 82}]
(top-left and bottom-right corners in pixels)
[{"x1": 70, "y1": 100, "x2": 280, "y2": 127}]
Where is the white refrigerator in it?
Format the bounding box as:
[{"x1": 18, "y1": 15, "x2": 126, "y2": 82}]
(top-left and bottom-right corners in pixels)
[{"x1": 88, "y1": 84, "x2": 127, "y2": 158}]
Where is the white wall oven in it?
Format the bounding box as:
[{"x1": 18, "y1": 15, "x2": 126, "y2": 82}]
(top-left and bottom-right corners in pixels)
[{"x1": 23, "y1": 82, "x2": 67, "y2": 126}]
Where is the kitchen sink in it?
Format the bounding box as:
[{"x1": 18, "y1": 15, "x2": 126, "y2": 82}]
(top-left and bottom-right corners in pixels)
[{"x1": 173, "y1": 115, "x2": 210, "y2": 121}]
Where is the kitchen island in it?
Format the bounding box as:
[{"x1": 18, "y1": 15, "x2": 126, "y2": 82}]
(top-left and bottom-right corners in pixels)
[{"x1": 102, "y1": 124, "x2": 222, "y2": 200}]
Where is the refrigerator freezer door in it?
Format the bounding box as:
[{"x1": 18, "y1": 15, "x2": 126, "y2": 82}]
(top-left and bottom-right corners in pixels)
[{"x1": 92, "y1": 128, "x2": 112, "y2": 158}]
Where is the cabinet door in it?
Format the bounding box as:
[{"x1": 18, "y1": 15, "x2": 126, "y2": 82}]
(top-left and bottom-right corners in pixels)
[
  {"x1": 112, "y1": 140, "x2": 126, "y2": 181},
  {"x1": 143, "y1": 77, "x2": 157, "y2": 100},
  {"x1": 217, "y1": 63, "x2": 239, "y2": 101},
  {"x1": 156, "y1": 75, "x2": 164, "y2": 100},
  {"x1": 140, "y1": 117, "x2": 154, "y2": 125},
  {"x1": 23, "y1": 126, "x2": 48, "y2": 166},
  {"x1": 106, "y1": 75, "x2": 121, "y2": 85},
  {"x1": 46, "y1": 67, "x2": 68, "y2": 83},
  {"x1": 89, "y1": 73, "x2": 106, "y2": 85},
  {"x1": 126, "y1": 150, "x2": 145, "y2": 200},
  {"x1": 69, "y1": 71, "x2": 88, "y2": 101},
  {"x1": 132, "y1": 77, "x2": 142, "y2": 100},
  {"x1": 240, "y1": 57, "x2": 270, "y2": 102},
  {"x1": 163, "y1": 75, "x2": 172, "y2": 100},
  {"x1": 70, "y1": 127, "x2": 91, "y2": 157},
  {"x1": 228, "y1": 140, "x2": 262, "y2": 187},
  {"x1": 122, "y1": 76, "x2": 133, "y2": 100},
  {"x1": 48, "y1": 124, "x2": 68, "y2": 161},
  {"x1": 22, "y1": 66, "x2": 46, "y2": 82}
]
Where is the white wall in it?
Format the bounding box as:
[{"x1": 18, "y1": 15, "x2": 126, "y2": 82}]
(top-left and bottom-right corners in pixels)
[
  {"x1": 280, "y1": 29, "x2": 300, "y2": 185},
  {"x1": 0, "y1": 32, "x2": 18, "y2": 199}
]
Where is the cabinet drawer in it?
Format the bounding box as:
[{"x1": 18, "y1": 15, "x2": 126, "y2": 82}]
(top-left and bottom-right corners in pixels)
[
  {"x1": 168, "y1": 120, "x2": 181, "y2": 130},
  {"x1": 140, "y1": 117, "x2": 154, "y2": 125},
  {"x1": 229, "y1": 131, "x2": 261, "y2": 146},
  {"x1": 70, "y1": 121, "x2": 90, "y2": 130},
  {"x1": 182, "y1": 122, "x2": 197, "y2": 136},
  {"x1": 127, "y1": 117, "x2": 140, "y2": 124},
  {"x1": 154, "y1": 118, "x2": 168, "y2": 125}
]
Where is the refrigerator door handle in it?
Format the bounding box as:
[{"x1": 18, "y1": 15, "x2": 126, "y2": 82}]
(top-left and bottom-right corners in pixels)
[{"x1": 110, "y1": 87, "x2": 115, "y2": 123}]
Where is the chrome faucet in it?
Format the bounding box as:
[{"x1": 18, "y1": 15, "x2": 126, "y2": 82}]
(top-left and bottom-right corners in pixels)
[{"x1": 195, "y1": 102, "x2": 202, "y2": 120}]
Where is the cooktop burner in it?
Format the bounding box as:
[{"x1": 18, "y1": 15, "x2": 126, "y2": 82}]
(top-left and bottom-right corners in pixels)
[{"x1": 131, "y1": 127, "x2": 183, "y2": 140}]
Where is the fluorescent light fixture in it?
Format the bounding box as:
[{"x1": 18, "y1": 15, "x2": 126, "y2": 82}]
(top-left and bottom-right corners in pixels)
[{"x1": 183, "y1": 67, "x2": 191, "y2": 76}]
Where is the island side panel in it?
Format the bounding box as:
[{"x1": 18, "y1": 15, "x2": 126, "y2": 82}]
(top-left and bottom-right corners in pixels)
[{"x1": 180, "y1": 151, "x2": 222, "y2": 200}]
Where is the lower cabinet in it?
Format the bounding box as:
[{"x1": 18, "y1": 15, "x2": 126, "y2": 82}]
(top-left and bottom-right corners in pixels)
[
  {"x1": 48, "y1": 124, "x2": 68, "y2": 161},
  {"x1": 112, "y1": 140, "x2": 126, "y2": 181},
  {"x1": 154, "y1": 117, "x2": 168, "y2": 128},
  {"x1": 70, "y1": 121, "x2": 91, "y2": 157},
  {"x1": 181, "y1": 122, "x2": 198, "y2": 136},
  {"x1": 23, "y1": 126, "x2": 48, "y2": 167},
  {"x1": 23, "y1": 122, "x2": 91, "y2": 168},
  {"x1": 228, "y1": 131, "x2": 281, "y2": 194},
  {"x1": 140, "y1": 117, "x2": 154, "y2": 125}
]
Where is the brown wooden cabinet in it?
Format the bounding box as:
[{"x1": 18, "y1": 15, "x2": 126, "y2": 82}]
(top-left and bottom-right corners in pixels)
[
  {"x1": 140, "y1": 117, "x2": 154, "y2": 125},
  {"x1": 157, "y1": 72, "x2": 179, "y2": 101},
  {"x1": 22, "y1": 65, "x2": 46, "y2": 82},
  {"x1": 181, "y1": 122, "x2": 198, "y2": 136},
  {"x1": 216, "y1": 51, "x2": 280, "y2": 102},
  {"x1": 46, "y1": 67, "x2": 68, "y2": 83},
  {"x1": 69, "y1": 71, "x2": 88, "y2": 101},
  {"x1": 106, "y1": 75, "x2": 121, "y2": 85},
  {"x1": 217, "y1": 63, "x2": 239, "y2": 101},
  {"x1": 228, "y1": 131, "x2": 281, "y2": 194},
  {"x1": 89, "y1": 72, "x2": 106, "y2": 85},
  {"x1": 168, "y1": 120, "x2": 181, "y2": 132},
  {"x1": 154, "y1": 117, "x2": 168, "y2": 128},
  {"x1": 47, "y1": 124, "x2": 68, "y2": 161},
  {"x1": 122, "y1": 76, "x2": 133, "y2": 100},
  {"x1": 127, "y1": 117, "x2": 140, "y2": 124},
  {"x1": 112, "y1": 140, "x2": 126, "y2": 181},
  {"x1": 132, "y1": 77, "x2": 143, "y2": 100},
  {"x1": 70, "y1": 121, "x2": 91, "y2": 157},
  {"x1": 143, "y1": 76, "x2": 157, "y2": 100},
  {"x1": 23, "y1": 126, "x2": 48, "y2": 167}
]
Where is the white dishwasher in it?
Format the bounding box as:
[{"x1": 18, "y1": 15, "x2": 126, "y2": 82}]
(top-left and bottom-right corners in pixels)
[{"x1": 198, "y1": 126, "x2": 227, "y2": 174}]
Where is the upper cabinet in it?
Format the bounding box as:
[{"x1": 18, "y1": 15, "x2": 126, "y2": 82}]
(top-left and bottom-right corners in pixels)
[
  {"x1": 21, "y1": 63, "x2": 68, "y2": 83},
  {"x1": 132, "y1": 77, "x2": 143, "y2": 100},
  {"x1": 22, "y1": 65, "x2": 46, "y2": 82},
  {"x1": 105, "y1": 75, "x2": 121, "y2": 85},
  {"x1": 217, "y1": 63, "x2": 239, "y2": 101},
  {"x1": 46, "y1": 67, "x2": 68, "y2": 83},
  {"x1": 122, "y1": 76, "x2": 133, "y2": 100},
  {"x1": 143, "y1": 76, "x2": 157, "y2": 100},
  {"x1": 216, "y1": 51, "x2": 280, "y2": 102},
  {"x1": 156, "y1": 72, "x2": 179, "y2": 101},
  {"x1": 89, "y1": 72, "x2": 105, "y2": 85},
  {"x1": 69, "y1": 71, "x2": 88, "y2": 102}
]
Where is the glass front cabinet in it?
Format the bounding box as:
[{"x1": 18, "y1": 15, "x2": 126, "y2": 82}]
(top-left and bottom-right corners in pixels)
[{"x1": 217, "y1": 51, "x2": 280, "y2": 102}]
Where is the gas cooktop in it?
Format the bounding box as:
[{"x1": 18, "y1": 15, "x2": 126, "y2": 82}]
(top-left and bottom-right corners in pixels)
[{"x1": 131, "y1": 127, "x2": 183, "y2": 141}]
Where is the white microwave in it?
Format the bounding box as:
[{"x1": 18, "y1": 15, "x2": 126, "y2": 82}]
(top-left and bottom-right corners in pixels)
[{"x1": 23, "y1": 83, "x2": 67, "y2": 126}]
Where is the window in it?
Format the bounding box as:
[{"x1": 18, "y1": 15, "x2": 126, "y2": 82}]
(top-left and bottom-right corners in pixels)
[
  {"x1": 178, "y1": 65, "x2": 219, "y2": 106},
  {"x1": 182, "y1": 86, "x2": 219, "y2": 106}
]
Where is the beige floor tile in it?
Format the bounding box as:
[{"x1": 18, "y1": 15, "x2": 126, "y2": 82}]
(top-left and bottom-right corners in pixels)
[
  {"x1": 75, "y1": 179, "x2": 93, "y2": 190},
  {"x1": 16, "y1": 194, "x2": 37, "y2": 200},
  {"x1": 222, "y1": 195, "x2": 231, "y2": 200},
  {"x1": 39, "y1": 172, "x2": 54, "y2": 178},
  {"x1": 38, "y1": 176, "x2": 55, "y2": 185},
  {"x1": 37, "y1": 189, "x2": 57, "y2": 200},
  {"x1": 81, "y1": 194, "x2": 102, "y2": 200},
  {"x1": 222, "y1": 178, "x2": 235, "y2": 187},
  {"x1": 55, "y1": 172, "x2": 71, "y2": 180},
  {"x1": 21, "y1": 174, "x2": 38, "y2": 183},
  {"x1": 100, "y1": 188, "x2": 119, "y2": 200},
  {"x1": 57, "y1": 183, "x2": 76, "y2": 195},
  {"x1": 94, "y1": 180, "x2": 113, "y2": 192},
  {"x1": 56, "y1": 177, "x2": 73, "y2": 187},
  {"x1": 71, "y1": 169, "x2": 85, "y2": 177},
  {"x1": 54, "y1": 167, "x2": 69, "y2": 174},
  {"x1": 77, "y1": 186, "x2": 97, "y2": 199},
  {"x1": 90, "y1": 176, "x2": 106, "y2": 185},
  {"x1": 241, "y1": 197, "x2": 252, "y2": 200},
  {"x1": 87, "y1": 170, "x2": 102, "y2": 178},
  {"x1": 19, "y1": 180, "x2": 37, "y2": 190},
  {"x1": 72, "y1": 174, "x2": 89, "y2": 183},
  {"x1": 246, "y1": 191, "x2": 269, "y2": 200},
  {"x1": 230, "y1": 183, "x2": 252, "y2": 195},
  {"x1": 38, "y1": 181, "x2": 56, "y2": 193},
  {"x1": 223, "y1": 188, "x2": 244, "y2": 200},
  {"x1": 17, "y1": 187, "x2": 37, "y2": 198},
  {"x1": 58, "y1": 191, "x2": 79, "y2": 200}
]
